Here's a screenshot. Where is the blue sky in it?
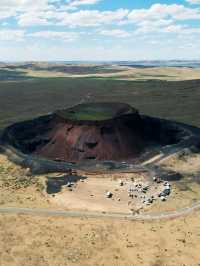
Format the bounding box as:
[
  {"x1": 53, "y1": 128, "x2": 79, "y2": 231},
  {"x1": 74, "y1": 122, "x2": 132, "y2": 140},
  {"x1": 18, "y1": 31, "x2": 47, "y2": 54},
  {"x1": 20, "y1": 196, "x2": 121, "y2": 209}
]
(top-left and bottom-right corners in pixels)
[{"x1": 0, "y1": 0, "x2": 200, "y2": 61}]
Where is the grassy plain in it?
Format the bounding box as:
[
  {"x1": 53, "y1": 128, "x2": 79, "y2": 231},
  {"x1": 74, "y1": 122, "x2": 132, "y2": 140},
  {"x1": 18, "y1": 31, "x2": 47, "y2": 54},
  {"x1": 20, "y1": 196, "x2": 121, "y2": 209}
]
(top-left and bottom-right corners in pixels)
[
  {"x1": 1, "y1": 63, "x2": 200, "y2": 80},
  {"x1": 0, "y1": 78, "x2": 200, "y2": 131}
]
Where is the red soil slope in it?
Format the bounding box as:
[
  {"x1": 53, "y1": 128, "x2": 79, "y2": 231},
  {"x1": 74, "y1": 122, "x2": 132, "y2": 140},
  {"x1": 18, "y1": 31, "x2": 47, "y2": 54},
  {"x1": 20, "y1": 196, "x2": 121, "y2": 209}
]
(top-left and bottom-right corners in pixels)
[{"x1": 35, "y1": 103, "x2": 145, "y2": 162}]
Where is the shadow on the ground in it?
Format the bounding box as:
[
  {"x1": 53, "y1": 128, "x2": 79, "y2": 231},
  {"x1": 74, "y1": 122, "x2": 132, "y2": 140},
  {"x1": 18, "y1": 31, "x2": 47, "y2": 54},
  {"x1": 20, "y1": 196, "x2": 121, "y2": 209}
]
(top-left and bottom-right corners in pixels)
[{"x1": 46, "y1": 174, "x2": 87, "y2": 194}]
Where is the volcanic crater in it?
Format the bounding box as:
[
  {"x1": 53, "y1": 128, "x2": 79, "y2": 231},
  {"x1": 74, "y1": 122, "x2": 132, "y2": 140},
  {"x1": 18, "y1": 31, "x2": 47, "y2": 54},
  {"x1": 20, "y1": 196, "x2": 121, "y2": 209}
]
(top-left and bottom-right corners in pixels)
[{"x1": 1, "y1": 102, "x2": 191, "y2": 168}]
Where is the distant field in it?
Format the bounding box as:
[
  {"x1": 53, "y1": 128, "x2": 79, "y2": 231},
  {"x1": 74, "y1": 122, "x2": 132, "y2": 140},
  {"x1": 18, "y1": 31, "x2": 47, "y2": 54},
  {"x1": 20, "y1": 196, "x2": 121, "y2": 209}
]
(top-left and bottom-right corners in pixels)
[
  {"x1": 1, "y1": 63, "x2": 200, "y2": 81},
  {"x1": 0, "y1": 69, "x2": 28, "y2": 81},
  {"x1": 0, "y1": 63, "x2": 125, "y2": 80},
  {"x1": 0, "y1": 78, "x2": 200, "y2": 131}
]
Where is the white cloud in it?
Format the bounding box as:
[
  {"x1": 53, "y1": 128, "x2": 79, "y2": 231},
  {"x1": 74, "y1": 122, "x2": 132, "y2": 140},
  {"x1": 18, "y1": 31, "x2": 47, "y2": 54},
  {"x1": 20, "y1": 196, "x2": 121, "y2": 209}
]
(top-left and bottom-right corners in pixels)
[
  {"x1": 0, "y1": 0, "x2": 51, "y2": 11},
  {"x1": 69, "y1": 0, "x2": 100, "y2": 7},
  {"x1": 2, "y1": 2, "x2": 199, "y2": 30},
  {"x1": 0, "y1": 1, "x2": 199, "y2": 32},
  {"x1": 0, "y1": 29, "x2": 25, "y2": 41},
  {"x1": 164, "y1": 24, "x2": 187, "y2": 33},
  {"x1": 29, "y1": 31, "x2": 78, "y2": 41},
  {"x1": 128, "y1": 4, "x2": 200, "y2": 21},
  {"x1": 127, "y1": 4, "x2": 200, "y2": 36},
  {"x1": 166, "y1": 25, "x2": 200, "y2": 34},
  {"x1": 12, "y1": 5, "x2": 129, "y2": 27},
  {"x1": 0, "y1": 0, "x2": 55, "y2": 24},
  {"x1": 17, "y1": 12, "x2": 50, "y2": 26},
  {"x1": 100, "y1": 29, "x2": 131, "y2": 38},
  {"x1": 1, "y1": 36, "x2": 200, "y2": 61},
  {"x1": 0, "y1": 1, "x2": 200, "y2": 61},
  {"x1": 134, "y1": 19, "x2": 174, "y2": 33},
  {"x1": 17, "y1": 11, "x2": 50, "y2": 27},
  {"x1": 186, "y1": 0, "x2": 200, "y2": 4},
  {"x1": 59, "y1": 9, "x2": 129, "y2": 27},
  {"x1": 135, "y1": 21, "x2": 200, "y2": 35},
  {"x1": 0, "y1": 10, "x2": 16, "y2": 20}
]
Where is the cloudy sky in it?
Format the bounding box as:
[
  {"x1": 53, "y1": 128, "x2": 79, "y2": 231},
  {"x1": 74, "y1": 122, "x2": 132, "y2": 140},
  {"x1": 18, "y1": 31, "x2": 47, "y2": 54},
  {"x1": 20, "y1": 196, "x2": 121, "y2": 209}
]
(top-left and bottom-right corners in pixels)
[{"x1": 0, "y1": 0, "x2": 200, "y2": 61}]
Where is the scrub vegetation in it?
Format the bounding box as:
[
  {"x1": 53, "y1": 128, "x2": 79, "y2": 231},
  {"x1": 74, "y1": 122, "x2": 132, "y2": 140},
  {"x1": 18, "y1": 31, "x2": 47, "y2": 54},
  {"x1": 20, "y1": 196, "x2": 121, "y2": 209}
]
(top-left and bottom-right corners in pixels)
[{"x1": 0, "y1": 77, "x2": 199, "y2": 131}]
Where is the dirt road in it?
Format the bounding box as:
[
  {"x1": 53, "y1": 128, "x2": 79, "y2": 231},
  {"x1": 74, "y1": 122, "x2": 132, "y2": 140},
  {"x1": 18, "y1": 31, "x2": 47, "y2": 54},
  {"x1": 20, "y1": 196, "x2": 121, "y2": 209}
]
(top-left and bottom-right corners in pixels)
[{"x1": 1, "y1": 200, "x2": 200, "y2": 221}]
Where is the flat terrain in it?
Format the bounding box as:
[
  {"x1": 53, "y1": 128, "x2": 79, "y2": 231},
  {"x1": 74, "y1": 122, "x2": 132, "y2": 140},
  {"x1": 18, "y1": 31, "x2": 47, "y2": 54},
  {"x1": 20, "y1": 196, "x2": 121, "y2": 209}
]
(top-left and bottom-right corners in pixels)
[
  {"x1": 1, "y1": 62, "x2": 200, "y2": 81},
  {"x1": 1, "y1": 211, "x2": 200, "y2": 266},
  {"x1": 0, "y1": 64, "x2": 200, "y2": 265},
  {"x1": 0, "y1": 148, "x2": 200, "y2": 266},
  {"x1": 1, "y1": 148, "x2": 200, "y2": 214},
  {"x1": 0, "y1": 157, "x2": 200, "y2": 266}
]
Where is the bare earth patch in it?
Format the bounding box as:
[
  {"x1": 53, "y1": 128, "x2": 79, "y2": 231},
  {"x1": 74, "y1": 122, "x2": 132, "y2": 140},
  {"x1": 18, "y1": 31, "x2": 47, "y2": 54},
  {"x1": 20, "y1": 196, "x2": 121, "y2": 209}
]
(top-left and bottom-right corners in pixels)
[
  {"x1": 1, "y1": 150, "x2": 200, "y2": 214},
  {"x1": 1, "y1": 211, "x2": 200, "y2": 266},
  {"x1": 1, "y1": 146, "x2": 200, "y2": 265}
]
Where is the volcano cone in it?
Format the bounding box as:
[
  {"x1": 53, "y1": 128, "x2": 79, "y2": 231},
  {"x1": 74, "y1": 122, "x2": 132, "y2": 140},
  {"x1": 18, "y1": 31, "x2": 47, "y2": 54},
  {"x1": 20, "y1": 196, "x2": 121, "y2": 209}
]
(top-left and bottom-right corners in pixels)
[{"x1": 35, "y1": 102, "x2": 145, "y2": 162}]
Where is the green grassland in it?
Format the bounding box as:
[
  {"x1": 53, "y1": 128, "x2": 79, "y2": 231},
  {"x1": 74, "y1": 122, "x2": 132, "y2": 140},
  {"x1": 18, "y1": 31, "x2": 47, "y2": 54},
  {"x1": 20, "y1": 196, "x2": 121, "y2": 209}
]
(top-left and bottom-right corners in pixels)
[
  {"x1": 0, "y1": 77, "x2": 199, "y2": 131},
  {"x1": 0, "y1": 69, "x2": 28, "y2": 81},
  {"x1": 57, "y1": 106, "x2": 116, "y2": 121},
  {"x1": 56, "y1": 102, "x2": 135, "y2": 121}
]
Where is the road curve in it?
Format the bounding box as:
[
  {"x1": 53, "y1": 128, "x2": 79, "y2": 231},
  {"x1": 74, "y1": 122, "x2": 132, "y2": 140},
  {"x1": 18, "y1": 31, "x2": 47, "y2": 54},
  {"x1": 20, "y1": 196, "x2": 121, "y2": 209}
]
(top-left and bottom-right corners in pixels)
[{"x1": 1, "y1": 201, "x2": 200, "y2": 221}]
